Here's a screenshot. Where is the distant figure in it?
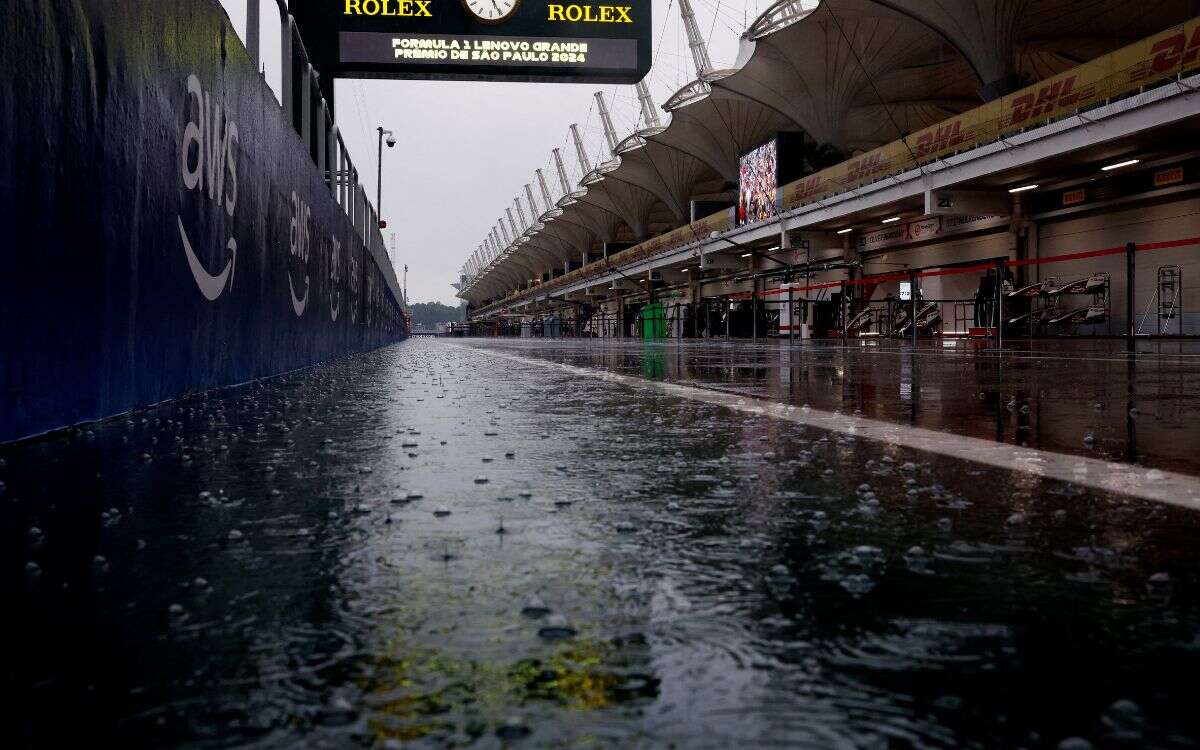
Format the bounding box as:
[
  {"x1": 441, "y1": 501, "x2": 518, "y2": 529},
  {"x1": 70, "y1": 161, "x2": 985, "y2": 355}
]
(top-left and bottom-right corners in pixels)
[{"x1": 977, "y1": 269, "x2": 997, "y2": 327}]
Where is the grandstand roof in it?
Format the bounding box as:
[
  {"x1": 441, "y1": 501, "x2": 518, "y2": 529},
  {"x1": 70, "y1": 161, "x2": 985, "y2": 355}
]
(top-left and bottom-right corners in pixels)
[{"x1": 459, "y1": 0, "x2": 1200, "y2": 303}]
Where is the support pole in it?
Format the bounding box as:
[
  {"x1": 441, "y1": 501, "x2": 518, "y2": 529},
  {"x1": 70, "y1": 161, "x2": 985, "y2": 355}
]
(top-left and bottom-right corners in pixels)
[
  {"x1": 788, "y1": 282, "x2": 795, "y2": 343},
  {"x1": 677, "y1": 0, "x2": 714, "y2": 76},
  {"x1": 594, "y1": 91, "x2": 620, "y2": 156},
  {"x1": 301, "y1": 64, "x2": 312, "y2": 154},
  {"x1": 376, "y1": 127, "x2": 384, "y2": 219},
  {"x1": 841, "y1": 280, "x2": 848, "y2": 345},
  {"x1": 506, "y1": 208, "x2": 519, "y2": 240},
  {"x1": 246, "y1": 0, "x2": 260, "y2": 70},
  {"x1": 326, "y1": 123, "x2": 338, "y2": 199},
  {"x1": 317, "y1": 97, "x2": 327, "y2": 189},
  {"x1": 552, "y1": 149, "x2": 572, "y2": 196},
  {"x1": 635, "y1": 80, "x2": 661, "y2": 129},
  {"x1": 752, "y1": 278, "x2": 758, "y2": 341},
  {"x1": 910, "y1": 271, "x2": 919, "y2": 348},
  {"x1": 1126, "y1": 241, "x2": 1136, "y2": 351},
  {"x1": 569, "y1": 124, "x2": 592, "y2": 176},
  {"x1": 536, "y1": 170, "x2": 554, "y2": 213},
  {"x1": 996, "y1": 258, "x2": 1005, "y2": 350},
  {"x1": 524, "y1": 184, "x2": 540, "y2": 223},
  {"x1": 281, "y1": 15, "x2": 293, "y2": 122}
]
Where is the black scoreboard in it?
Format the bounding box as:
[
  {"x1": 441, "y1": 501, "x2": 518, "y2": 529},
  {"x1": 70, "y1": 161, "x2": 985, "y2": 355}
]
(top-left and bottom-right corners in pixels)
[{"x1": 288, "y1": 0, "x2": 652, "y2": 85}]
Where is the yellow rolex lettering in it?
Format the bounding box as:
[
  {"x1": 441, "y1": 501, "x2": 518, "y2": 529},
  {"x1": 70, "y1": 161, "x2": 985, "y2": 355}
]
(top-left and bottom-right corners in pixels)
[
  {"x1": 546, "y1": 5, "x2": 634, "y2": 23},
  {"x1": 344, "y1": 0, "x2": 432, "y2": 15}
]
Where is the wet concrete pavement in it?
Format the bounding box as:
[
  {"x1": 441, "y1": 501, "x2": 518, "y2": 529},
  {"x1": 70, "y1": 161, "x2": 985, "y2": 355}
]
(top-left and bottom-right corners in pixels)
[
  {"x1": 6, "y1": 338, "x2": 1200, "y2": 748},
  {"x1": 473, "y1": 338, "x2": 1200, "y2": 477}
]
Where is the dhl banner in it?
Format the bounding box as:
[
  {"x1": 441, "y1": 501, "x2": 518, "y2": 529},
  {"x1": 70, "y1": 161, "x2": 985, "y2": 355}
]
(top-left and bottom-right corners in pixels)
[
  {"x1": 487, "y1": 207, "x2": 734, "y2": 309},
  {"x1": 484, "y1": 18, "x2": 1200, "y2": 313},
  {"x1": 607, "y1": 208, "x2": 734, "y2": 268},
  {"x1": 781, "y1": 17, "x2": 1200, "y2": 211}
]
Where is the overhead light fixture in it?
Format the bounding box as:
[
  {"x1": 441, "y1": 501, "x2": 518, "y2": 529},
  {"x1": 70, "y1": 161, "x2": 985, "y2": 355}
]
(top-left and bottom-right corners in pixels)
[
  {"x1": 836, "y1": 227, "x2": 854, "y2": 235},
  {"x1": 881, "y1": 216, "x2": 901, "y2": 224},
  {"x1": 741, "y1": 252, "x2": 753, "y2": 258},
  {"x1": 1008, "y1": 183, "x2": 1039, "y2": 193},
  {"x1": 1102, "y1": 158, "x2": 1140, "y2": 171}
]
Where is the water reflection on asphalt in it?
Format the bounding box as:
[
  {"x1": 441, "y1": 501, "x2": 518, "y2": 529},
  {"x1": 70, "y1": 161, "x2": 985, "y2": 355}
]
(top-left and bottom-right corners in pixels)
[{"x1": 5, "y1": 338, "x2": 1200, "y2": 748}]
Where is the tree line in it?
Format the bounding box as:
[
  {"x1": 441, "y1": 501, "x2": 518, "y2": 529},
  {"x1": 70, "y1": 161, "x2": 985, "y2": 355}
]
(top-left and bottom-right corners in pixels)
[{"x1": 409, "y1": 301, "x2": 464, "y2": 328}]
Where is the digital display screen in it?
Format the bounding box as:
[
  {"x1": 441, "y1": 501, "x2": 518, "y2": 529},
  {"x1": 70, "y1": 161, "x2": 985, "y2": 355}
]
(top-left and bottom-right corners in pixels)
[
  {"x1": 290, "y1": 0, "x2": 652, "y2": 85},
  {"x1": 340, "y1": 32, "x2": 636, "y2": 71},
  {"x1": 738, "y1": 139, "x2": 777, "y2": 226}
]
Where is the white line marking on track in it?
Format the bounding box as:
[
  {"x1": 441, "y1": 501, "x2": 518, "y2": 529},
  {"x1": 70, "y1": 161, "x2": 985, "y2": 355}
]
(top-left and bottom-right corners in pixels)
[{"x1": 450, "y1": 343, "x2": 1200, "y2": 511}]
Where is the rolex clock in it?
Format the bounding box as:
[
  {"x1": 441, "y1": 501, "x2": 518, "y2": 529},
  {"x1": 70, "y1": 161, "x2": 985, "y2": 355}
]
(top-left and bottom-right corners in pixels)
[{"x1": 461, "y1": 0, "x2": 522, "y2": 24}]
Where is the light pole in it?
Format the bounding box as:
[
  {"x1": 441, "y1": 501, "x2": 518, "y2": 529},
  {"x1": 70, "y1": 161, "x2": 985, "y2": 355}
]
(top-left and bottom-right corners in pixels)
[{"x1": 376, "y1": 126, "x2": 395, "y2": 222}]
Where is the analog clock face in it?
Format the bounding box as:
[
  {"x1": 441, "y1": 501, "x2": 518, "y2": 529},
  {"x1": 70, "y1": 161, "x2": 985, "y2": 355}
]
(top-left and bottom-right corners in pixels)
[{"x1": 461, "y1": 0, "x2": 521, "y2": 24}]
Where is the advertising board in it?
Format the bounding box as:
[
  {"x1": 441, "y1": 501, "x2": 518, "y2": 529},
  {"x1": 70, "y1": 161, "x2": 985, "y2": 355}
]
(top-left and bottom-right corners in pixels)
[
  {"x1": 738, "y1": 139, "x2": 778, "y2": 226},
  {"x1": 0, "y1": 0, "x2": 407, "y2": 442},
  {"x1": 289, "y1": 0, "x2": 653, "y2": 84},
  {"x1": 780, "y1": 18, "x2": 1200, "y2": 212}
]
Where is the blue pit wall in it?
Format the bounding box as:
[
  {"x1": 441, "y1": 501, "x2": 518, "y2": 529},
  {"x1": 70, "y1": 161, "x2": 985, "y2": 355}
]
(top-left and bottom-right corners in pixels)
[{"x1": 0, "y1": 0, "x2": 409, "y2": 443}]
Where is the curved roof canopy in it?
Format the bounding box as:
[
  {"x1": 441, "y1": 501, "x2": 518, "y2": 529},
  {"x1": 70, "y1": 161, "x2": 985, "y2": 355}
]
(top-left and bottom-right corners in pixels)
[{"x1": 460, "y1": 0, "x2": 1200, "y2": 304}]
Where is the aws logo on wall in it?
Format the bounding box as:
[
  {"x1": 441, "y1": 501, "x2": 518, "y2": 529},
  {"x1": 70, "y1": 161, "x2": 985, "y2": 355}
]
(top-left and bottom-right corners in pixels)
[
  {"x1": 348, "y1": 248, "x2": 361, "y2": 324},
  {"x1": 287, "y1": 191, "x2": 312, "y2": 317},
  {"x1": 329, "y1": 235, "x2": 343, "y2": 322},
  {"x1": 287, "y1": 192, "x2": 349, "y2": 321},
  {"x1": 178, "y1": 74, "x2": 240, "y2": 301}
]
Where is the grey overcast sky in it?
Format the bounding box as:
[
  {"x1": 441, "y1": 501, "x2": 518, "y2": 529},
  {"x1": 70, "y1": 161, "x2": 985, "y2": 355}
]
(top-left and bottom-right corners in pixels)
[{"x1": 218, "y1": 1, "x2": 769, "y2": 306}]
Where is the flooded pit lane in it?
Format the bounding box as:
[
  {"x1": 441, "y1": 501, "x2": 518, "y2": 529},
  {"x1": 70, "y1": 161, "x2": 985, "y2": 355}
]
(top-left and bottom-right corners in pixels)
[{"x1": 6, "y1": 338, "x2": 1200, "y2": 748}]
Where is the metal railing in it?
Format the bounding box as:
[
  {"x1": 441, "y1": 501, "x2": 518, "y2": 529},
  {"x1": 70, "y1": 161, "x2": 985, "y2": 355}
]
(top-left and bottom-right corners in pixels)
[{"x1": 244, "y1": 0, "x2": 403, "y2": 307}]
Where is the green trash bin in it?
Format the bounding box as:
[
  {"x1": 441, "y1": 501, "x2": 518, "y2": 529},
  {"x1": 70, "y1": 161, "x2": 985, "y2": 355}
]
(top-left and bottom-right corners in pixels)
[{"x1": 639, "y1": 302, "x2": 668, "y2": 339}]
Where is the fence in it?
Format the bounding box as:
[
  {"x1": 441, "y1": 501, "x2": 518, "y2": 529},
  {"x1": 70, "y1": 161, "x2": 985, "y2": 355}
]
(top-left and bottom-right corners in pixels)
[
  {"x1": 244, "y1": 0, "x2": 404, "y2": 308},
  {"x1": 753, "y1": 236, "x2": 1195, "y2": 343}
]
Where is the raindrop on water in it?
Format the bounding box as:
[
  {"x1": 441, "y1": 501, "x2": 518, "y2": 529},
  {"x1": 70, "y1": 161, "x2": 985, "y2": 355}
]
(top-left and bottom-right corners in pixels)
[
  {"x1": 538, "y1": 613, "x2": 577, "y2": 639},
  {"x1": 521, "y1": 595, "x2": 551, "y2": 617}
]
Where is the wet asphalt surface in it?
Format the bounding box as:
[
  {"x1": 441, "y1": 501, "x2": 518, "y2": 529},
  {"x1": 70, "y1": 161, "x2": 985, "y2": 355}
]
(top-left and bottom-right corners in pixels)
[{"x1": 5, "y1": 337, "x2": 1200, "y2": 749}]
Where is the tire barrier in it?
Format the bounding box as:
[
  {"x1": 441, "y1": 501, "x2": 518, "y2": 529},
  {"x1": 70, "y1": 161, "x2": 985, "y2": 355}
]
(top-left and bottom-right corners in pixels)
[{"x1": 0, "y1": 0, "x2": 408, "y2": 443}]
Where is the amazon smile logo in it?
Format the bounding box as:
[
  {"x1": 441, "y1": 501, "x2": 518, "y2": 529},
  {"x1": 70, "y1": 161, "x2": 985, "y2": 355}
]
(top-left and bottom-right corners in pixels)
[
  {"x1": 329, "y1": 235, "x2": 342, "y2": 321},
  {"x1": 179, "y1": 74, "x2": 240, "y2": 301},
  {"x1": 287, "y1": 191, "x2": 312, "y2": 317}
]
